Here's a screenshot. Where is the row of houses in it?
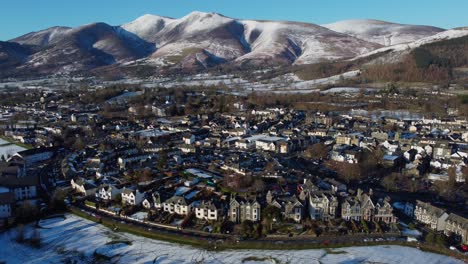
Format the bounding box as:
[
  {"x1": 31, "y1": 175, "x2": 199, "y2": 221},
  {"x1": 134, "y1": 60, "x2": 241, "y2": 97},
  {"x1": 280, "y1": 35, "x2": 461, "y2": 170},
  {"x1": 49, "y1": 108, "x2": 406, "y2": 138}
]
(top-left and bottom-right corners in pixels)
[{"x1": 414, "y1": 200, "x2": 468, "y2": 244}]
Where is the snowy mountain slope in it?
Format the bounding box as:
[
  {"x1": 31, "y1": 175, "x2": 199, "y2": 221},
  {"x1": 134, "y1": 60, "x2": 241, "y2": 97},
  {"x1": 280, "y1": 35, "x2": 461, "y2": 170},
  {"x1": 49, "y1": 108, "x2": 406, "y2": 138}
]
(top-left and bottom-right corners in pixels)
[
  {"x1": 147, "y1": 12, "x2": 248, "y2": 67},
  {"x1": 323, "y1": 19, "x2": 444, "y2": 46},
  {"x1": 17, "y1": 22, "x2": 155, "y2": 74},
  {"x1": 10, "y1": 26, "x2": 72, "y2": 47},
  {"x1": 120, "y1": 14, "x2": 174, "y2": 43},
  {"x1": 0, "y1": 41, "x2": 33, "y2": 76},
  {"x1": 353, "y1": 28, "x2": 468, "y2": 64},
  {"x1": 3, "y1": 11, "x2": 467, "y2": 78},
  {"x1": 234, "y1": 20, "x2": 381, "y2": 65}
]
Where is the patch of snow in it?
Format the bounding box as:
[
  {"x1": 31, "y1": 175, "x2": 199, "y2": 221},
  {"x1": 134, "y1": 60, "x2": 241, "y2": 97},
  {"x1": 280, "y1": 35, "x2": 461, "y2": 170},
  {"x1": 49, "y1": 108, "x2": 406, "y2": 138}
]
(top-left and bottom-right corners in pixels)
[
  {"x1": 0, "y1": 214, "x2": 463, "y2": 264},
  {"x1": 323, "y1": 19, "x2": 443, "y2": 46}
]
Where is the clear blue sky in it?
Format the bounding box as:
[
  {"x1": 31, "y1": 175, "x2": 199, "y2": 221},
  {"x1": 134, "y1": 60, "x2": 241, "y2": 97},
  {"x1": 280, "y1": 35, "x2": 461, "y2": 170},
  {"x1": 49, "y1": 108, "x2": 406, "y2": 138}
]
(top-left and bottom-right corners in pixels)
[{"x1": 2, "y1": 0, "x2": 467, "y2": 41}]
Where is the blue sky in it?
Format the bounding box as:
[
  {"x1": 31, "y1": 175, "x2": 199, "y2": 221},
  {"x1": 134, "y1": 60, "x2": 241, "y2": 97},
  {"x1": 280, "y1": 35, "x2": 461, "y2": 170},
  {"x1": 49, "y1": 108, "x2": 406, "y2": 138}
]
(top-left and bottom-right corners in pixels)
[{"x1": 2, "y1": 0, "x2": 467, "y2": 40}]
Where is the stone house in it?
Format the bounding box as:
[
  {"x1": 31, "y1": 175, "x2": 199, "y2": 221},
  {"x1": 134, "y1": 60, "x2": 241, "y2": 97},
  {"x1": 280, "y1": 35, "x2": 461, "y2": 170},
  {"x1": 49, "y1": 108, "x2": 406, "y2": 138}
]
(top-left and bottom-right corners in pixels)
[
  {"x1": 414, "y1": 200, "x2": 449, "y2": 231},
  {"x1": 229, "y1": 197, "x2": 261, "y2": 223}
]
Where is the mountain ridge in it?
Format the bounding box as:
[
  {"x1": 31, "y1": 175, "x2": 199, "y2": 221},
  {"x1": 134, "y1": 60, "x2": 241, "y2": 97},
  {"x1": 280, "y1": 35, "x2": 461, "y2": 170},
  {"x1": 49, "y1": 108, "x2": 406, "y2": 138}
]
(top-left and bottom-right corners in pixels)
[{"x1": 2, "y1": 11, "x2": 466, "y2": 79}]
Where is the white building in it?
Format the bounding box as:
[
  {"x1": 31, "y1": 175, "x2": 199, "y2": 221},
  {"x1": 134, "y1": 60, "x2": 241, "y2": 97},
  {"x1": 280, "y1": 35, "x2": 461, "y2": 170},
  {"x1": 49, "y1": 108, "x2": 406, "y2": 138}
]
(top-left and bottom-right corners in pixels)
[
  {"x1": 96, "y1": 185, "x2": 123, "y2": 201},
  {"x1": 121, "y1": 188, "x2": 145, "y2": 206},
  {"x1": 163, "y1": 196, "x2": 190, "y2": 215},
  {"x1": 193, "y1": 201, "x2": 219, "y2": 221}
]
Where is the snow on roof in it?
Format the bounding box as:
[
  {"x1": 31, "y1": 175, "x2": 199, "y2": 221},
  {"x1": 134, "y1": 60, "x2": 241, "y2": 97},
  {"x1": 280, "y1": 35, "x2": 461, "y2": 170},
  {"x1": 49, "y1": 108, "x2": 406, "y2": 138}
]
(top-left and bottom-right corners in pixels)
[
  {"x1": 185, "y1": 168, "x2": 213, "y2": 179},
  {"x1": 184, "y1": 190, "x2": 199, "y2": 200},
  {"x1": 0, "y1": 187, "x2": 10, "y2": 193},
  {"x1": 174, "y1": 186, "x2": 191, "y2": 196}
]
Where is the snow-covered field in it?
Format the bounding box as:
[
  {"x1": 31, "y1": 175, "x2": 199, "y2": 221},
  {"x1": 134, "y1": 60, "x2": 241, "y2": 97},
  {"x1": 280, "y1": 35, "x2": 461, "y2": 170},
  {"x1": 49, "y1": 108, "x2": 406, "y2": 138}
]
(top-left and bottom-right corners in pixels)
[
  {"x1": 0, "y1": 139, "x2": 26, "y2": 159},
  {"x1": 0, "y1": 214, "x2": 463, "y2": 264}
]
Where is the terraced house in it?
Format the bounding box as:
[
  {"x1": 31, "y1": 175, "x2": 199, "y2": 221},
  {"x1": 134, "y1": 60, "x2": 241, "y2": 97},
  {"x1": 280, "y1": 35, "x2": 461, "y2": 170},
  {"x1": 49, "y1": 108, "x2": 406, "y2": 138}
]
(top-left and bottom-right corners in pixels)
[
  {"x1": 341, "y1": 189, "x2": 374, "y2": 221},
  {"x1": 414, "y1": 200, "x2": 449, "y2": 231},
  {"x1": 444, "y1": 213, "x2": 468, "y2": 244},
  {"x1": 308, "y1": 193, "x2": 338, "y2": 221},
  {"x1": 229, "y1": 197, "x2": 261, "y2": 223}
]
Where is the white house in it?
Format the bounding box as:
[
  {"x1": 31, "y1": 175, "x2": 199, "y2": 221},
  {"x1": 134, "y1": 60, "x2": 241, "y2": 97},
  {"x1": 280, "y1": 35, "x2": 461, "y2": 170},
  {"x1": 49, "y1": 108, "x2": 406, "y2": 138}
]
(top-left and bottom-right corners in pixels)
[
  {"x1": 142, "y1": 192, "x2": 162, "y2": 210},
  {"x1": 183, "y1": 134, "x2": 196, "y2": 145},
  {"x1": 71, "y1": 178, "x2": 97, "y2": 197},
  {"x1": 163, "y1": 196, "x2": 190, "y2": 215},
  {"x1": 193, "y1": 201, "x2": 219, "y2": 221},
  {"x1": 121, "y1": 188, "x2": 145, "y2": 206},
  {"x1": 96, "y1": 185, "x2": 123, "y2": 201}
]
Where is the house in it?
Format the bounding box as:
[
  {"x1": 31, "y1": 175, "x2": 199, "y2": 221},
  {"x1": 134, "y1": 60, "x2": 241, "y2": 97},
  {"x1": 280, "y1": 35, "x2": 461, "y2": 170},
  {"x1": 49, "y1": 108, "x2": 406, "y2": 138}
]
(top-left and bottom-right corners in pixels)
[
  {"x1": 142, "y1": 192, "x2": 162, "y2": 210},
  {"x1": 318, "y1": 178, "x2": 347, "y2": 193},
  {"x1": 341, "y1": 189, "x2": 374, "y2": 221},
  {"x1": 0, "y1": 161, "x2": 38, "y2": 201},
  {"x1": 121, "y1": 188, "x2": 145, "y2": 206},
  {"x1": 8, "y1": 147, "x2": 55, "y2": 167},
  {"x1": 373, "y1": 198, "x2": 397, "y2": 224},
  {"x1": 163, "y1": 196, "x2": 190, "y2": 215},
  {"x1": 117, "y1": 153, "x2": 157, "y2": 169},
  {"x1": 308, "y1": 193, "x2": 338, "y2": 221},
  {"x1": 433, "y1": 143, "x2": 452, "y2": 159},
  {"x1": 267, "y1": 193, "x2": 304, "y2": 223},
  {"x1": 0, "y1": 187, "x2": 14, "y2": 220},
  {"x1": 95, "y1": 185, "x2": 123, "y2": 201},
  {"x1": 71, "y1": 177, "x2": 97, "y2": 197},
  {"x1": 404, "y1": 202, "x2": 415, "y2": 217},
  {"x1": 229, "y1": 197, "x2": 261, "y2": 223},
  {"x1": 255, "y1": 136, "x2": 288, "y2": 153},
  {"x1": 444, "y1": 213, "x2": 468, "y2": 244},
  {"x1": 414, "y1": 200, "x2": 449, "y2": 231},
  {"x1": 193, "y1": 200, "x2": 220, "y2": 221},
  {"x1": 182, "y1": 134, "x2": 196, "y2": 145}
]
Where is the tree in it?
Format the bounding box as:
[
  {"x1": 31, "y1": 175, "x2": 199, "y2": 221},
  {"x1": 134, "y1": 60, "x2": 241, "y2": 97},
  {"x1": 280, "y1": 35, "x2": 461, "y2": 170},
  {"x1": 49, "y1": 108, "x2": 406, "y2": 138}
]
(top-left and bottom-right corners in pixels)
[
  {"x1": 262, "y1": 205, "x2": 281, "y2": 222},
  {"x1": 447, "y1": 167, "x2": 457, "y2": 188},
  {"x1": 425, "y1": 231, "x2": 435, "y2": 243},
  {"x1": 139, "y1": 168, "x2": 153, "y2": 183},
  {"x1": 381, "y1": 173, "x2": 398, "y2": 192},
  {"x1": 240, "y1": 220, "x2": 255, "y2": 238},
  {"x1": 157, "y1": 151, "x2": 168, "y2": 169},
  {"x1": 16, "y1": 225, "x2": 25, "y2": 243},
  {"x1": 304, "y1": 143, "x2": 329, "y2": 160},
  {"x1": 30, "y1": 228, "x2": 41, "y2": 248},
  {"x1": 252, "y1": 179, "x2": 266, "y2": 193}
]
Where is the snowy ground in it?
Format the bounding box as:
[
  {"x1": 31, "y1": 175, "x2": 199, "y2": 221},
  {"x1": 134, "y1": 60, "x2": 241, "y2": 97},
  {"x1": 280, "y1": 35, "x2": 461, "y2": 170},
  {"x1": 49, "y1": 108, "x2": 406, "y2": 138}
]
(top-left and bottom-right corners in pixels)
[
  {"x1": 0, "y1": 139, "x2": 26, "y2": 158},
  {"x1": 0, "y1": 214, "x2": 463, "y2": 264}
]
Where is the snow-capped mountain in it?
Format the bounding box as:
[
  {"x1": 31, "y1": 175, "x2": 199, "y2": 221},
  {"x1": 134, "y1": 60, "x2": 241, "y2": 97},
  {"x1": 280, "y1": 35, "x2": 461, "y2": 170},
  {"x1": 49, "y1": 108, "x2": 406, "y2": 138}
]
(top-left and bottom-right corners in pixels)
[
  {"x1": 353, "y1": 27, "x2": 468, "y2": 64},
  {"x1": 11, "y1": 26, "x2": 72, "y2": 47},
  {"x1": 2, "y1": 12, "x2": 466, "y2": 78},
  {"x1": 323, "y1": 19, "x2": 444, "y2": 46}
]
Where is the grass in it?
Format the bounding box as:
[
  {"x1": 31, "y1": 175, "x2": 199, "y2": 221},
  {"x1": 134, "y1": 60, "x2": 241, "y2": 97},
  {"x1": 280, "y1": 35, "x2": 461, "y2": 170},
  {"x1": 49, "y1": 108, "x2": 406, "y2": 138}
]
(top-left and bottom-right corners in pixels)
[{"x1": 0, "y1": 136, "x2": 33, "y2": 149}]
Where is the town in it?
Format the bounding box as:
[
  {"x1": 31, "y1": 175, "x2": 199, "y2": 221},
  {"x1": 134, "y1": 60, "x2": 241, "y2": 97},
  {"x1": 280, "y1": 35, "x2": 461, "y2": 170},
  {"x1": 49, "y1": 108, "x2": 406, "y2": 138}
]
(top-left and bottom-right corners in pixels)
[{"x1": 0, "y1": 85, "x2": 467, "y2": 255}]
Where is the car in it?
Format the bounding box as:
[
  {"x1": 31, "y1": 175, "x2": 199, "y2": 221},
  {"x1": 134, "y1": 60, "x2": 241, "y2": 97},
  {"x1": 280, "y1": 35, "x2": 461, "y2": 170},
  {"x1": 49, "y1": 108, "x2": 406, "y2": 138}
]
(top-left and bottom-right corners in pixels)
[{"x1": 461, "y1": 244, "x2": 468, "y2": 252}]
